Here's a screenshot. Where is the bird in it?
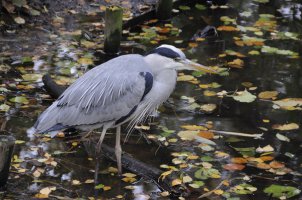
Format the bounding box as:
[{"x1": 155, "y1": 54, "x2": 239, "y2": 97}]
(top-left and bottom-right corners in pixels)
[{"x1": 33, "y1": 44, "x2": 216, "y2": 174}]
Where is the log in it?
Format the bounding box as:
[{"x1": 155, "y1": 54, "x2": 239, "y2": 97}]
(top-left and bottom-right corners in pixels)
[
  {"x1": 0, "y1": 135, "x2": 15, "y2": 188},
  {"x1": 104, "y1": 6, "x2": 123, "y2": 54},
  {"x1": 156, "y1": 0, "x2": 173, "y2": 20},
  {"x1": 42, "y1": 75, "x2": 189, "y2": 196}
]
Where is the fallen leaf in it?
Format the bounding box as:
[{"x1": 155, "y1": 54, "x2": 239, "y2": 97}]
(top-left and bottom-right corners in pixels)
[
  {"x1": 273, "y1": 98, "x2": 302, "y2": 110},
  {"x1": 14, "y1": 16, "x2": 25, "y2": 24},
  {"x1": 276, "y1": 133, "x2": 290, "y2": 142},
  {"x1": 233, "y1": 90, "x2": 256, "y2": 103},
  {"x1": 231, "y1": 157, "x2": 248, "y2": 164},
  {"x1": 272, "y1": 123, "x2": 299, "y2": 131},
  {"x1": 258, "y1": 91, "x2": 278, "y2": 100},
  {"x1": 181, "y1": 125, "x2": 207, "y2": 131},
  {"x1": 264, "y1": 184, "x2": 301, "y2": 198},
  {"x1": 200, "y1": 104, "x2": 217, "y2": 113},
  {"x1": 217, "y1": 25, "x2": 239, "y2": 31},
  {"x1": 171, "y1": 179, "x2": 182, "y2": 186},
  {"x1": 198, "y1": 131, "x2": 214, "y2": 139},
  {"x1": 269, "y1": 161, "x2": 285, "y2": 169},
  {"x1": 256, "y1": 163, "x2": 271, "y2": 169},
  {"x1": 223, "y1": 163, "x2": 245, "y2": 171},
  {"x1": 227, "y1": 58, "x2": 244, "y2": 68},
  {"x1": 177, "y1": 130, "x2": 199, "y2": 140}
]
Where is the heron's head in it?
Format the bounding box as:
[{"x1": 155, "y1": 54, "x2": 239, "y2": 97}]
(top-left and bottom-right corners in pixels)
[{"x1": 145, "y1": 44, "x2": 217, "y2": 74}]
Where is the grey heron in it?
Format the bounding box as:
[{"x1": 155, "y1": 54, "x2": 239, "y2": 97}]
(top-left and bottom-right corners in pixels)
[{"x1": 33, "y1": 44, "x2": 216, "y2": 174}]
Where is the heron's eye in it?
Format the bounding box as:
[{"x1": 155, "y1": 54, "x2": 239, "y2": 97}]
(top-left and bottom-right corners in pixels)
[{"x1": 174, "y1": 57, "x2": 182, "y2": 62}]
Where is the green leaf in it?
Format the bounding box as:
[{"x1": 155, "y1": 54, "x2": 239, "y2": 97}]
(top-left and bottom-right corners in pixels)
[
  {"x1": 179, "y1": 5, "x2": 190, "y2": 11},
  {"x1": 233, "y1": 147, "x2": 255, "y2": 157},
  {"x1": 9, "y1": 96, "x2": 29, "y2": 104},
  {"x1": 95, "y1": 184, "x2": 104, "y2": 189},
  {"x1": 233, "y1": 90, "x2": 256, "y2": 103},
  {"x1": 200, "y1": 156, "x2": 214, "y2": 162},
  {"x1": 264, "y1": 184, "x2": 301, "y2": 198},
  {"x1": 195, "y1": 4, "x2": 206, "y2": 10},
  {"x1": 21, "y1": 56, "x2": 32, "y2": 63},
  {"x1": 232, "y1": 183, "x2": 257, "y2": 194}
]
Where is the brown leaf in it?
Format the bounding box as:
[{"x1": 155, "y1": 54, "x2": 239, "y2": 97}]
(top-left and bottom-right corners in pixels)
[
  {"x1": 217, "y1": 26, "x2": 239, "y2": 31},
  {"x1": 198, "y1": 131, "x2": 214, "y2": 139},
  {"x1": 231, "y1": 157, "x2": 248, "y2": 164},
  {"x1": 227, "y1": 58, "x2": 244, "y2": 68},
  {"x1": 269, "y1": 161, "x2": 285, "y2": 169},
  {"x1": 259, "y1": 156, "x2": 274, "y2": 161},
  {"x1": 256, "y1": 163, "x2": 271, "y2": 169},
  {"x1": 223, "y1": 163, "x2": 245, "y2": 171}
]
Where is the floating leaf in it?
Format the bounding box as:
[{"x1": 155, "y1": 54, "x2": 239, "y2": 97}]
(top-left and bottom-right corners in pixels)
[
  {"x1": 269, "y1": 161, "x2": 285, "y2": 169},
  {"x1": 272, "y1": 123, "x2": 299, "y2": 131},
  {"x1": 177, "y1": 130, "x2": 199, "y2": 140},
  {"x1": 232, "y1": 184, "x2": 257, "y2": 194},
  {"x1": 14, "y1": 17, "x2": 25, "y2": 24},
  {"x1": 223, "y1": 164, "x2": 245, "y2": 171},
  {"x1": 181, "y1": 125, "x2": 207, "y2": 131},
  {"x1": 256, "y1": 145, "x2": 274, "y2": 153},
  {"x1": 179, "y1": 5, "x2": 190, "y2": 10},
  {"x1": 227, "y1": 58, "x2": 244, "y2": 68},
  {"x1": 95, "y1": 184, "x2": 104, "y2": 189},
  {"x1": 200, "y1": 104, "x2": 217, "y2": 113},
  {"x1": 273, "y1": 98, "x2": 302, "y2": 110},
  {"x1": 258, "y1": 91, "x2": 278, "y2": 100},
  {"x1": 171, "y1": 179, "x2": 182, "y2": 186},
  {"x1": 233, "y1": 90, "x2": 256, "y2": 103},
  {"x1": 9, "y1": 96, "x2": 29, "y2": 104},
  {"x1": 264, "y1": 184, "x2": 301, "y2": 198},
  {"x1": 0, "y1": 104, "x2": 10, "y2": 112},
  {"x1": 195, "y1": 4, "x2": 206, "y2": 10},
  {"x1": 189, "y1": 180, "x2": 205, "y2": 188},
  {"x1": 276, "y1": 133, "x2": 290, "y2": 142},
  {"x1": 217, "y1": 26, "x2": 239, "y2": 31},
  {"x1": 233, "y1": 147, "x2": 256, "y2": 157}
]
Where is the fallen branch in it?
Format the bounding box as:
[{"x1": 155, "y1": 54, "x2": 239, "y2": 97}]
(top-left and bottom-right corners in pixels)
[{"x1": 209, "y1": 130, "x2": 263, "y2": 139}]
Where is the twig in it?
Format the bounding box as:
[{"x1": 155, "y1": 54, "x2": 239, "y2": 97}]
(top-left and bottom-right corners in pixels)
[{"x1": 209, "y1": 130, "x2": 263, "y2": 139}]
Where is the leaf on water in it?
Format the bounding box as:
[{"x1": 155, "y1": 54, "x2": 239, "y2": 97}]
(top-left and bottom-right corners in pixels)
[
  {"x1": 78, "y1": 57, "x2": 93, "y2": 65},
  {"x1": 10, "y1": 96, "x2": 29, "y2": 104},
  {"x1": 15, "y1": 140, "x2": 25, "y2": 144},
  {"x1": 273, "y1": 98, "x2": 302, "y2": 110},
  {"x1": 177, "y1": 130, "x2": 199, "y2": 140},
  {"x1": 22, "y1": 74, "x2": 42, "y2": 82},
  {"x1": 264, "y1": 184, "x2": 301, "y2": 198},
  {"x1": 269, "y1": 161, "x2": 285, "y2": 169},
  {"x1": 182, "y1": 175, "x2": 193, "y2": 183},
  {"x1": 223, "y1": 163, "x2": 245, "y2": 171},
  {"x1": 0, "y1": 104, "x2": 10, "y2": 112},
  {"x1": 95, "y1": 184, "x2": 104, "y2": 189},
  {"x1": 227, "y1": 58, "x2": 244, "y2": 68},
  {"x1": 261, "y1": 46, "x2": 299, "y2": 56},
  {"x1": 122, "y1": 173, "x2": 136, "y2": 178},
  {"x1": 84, "y1": 179, "x2": 94, "y2": 184},
  {"x1": 179, "y1": 5, "x2": 190, "y2": 10},
  {"x1": 200, "y1": 104, "x2": 217, "y2": 113},
  {"x1": 276, "y1": 133, "x2": 290, "y2": 142},
  {"x1": 217, "y1": 26, "x2": 239, "y2": 31},
  {"x1": 233, "y1": 147, "x2": 256, "y2": 157},
  {"x1": 72, "y1": 180, "x2": 81, "y2": 185},
  {"x1": 258, "y1": 91, "x2": 278, "y2": 100},
  {"x1": 189, "y1": 180, "x2": 205, "y2": 188},
  {"x1": 198, "y1": 131, "x2": 214, "y2": 139},
  {"x1": 181, "y1": 125, "x2": 207, "y2": 131},
  {"x1": 231, "y1": 157, "x2": 248, "y2": 164},
  {"x1": 272, "y1": 123, "x2": 299, "y2": 131},
  {"x1": 256, "y1": 163, "x2": 271, "y2": 169},
  {"x1": 232, "y1": 90, "x2": 256, "y2": 103},
  {"x1": 248, "y1": 50, "x2": 260, "y2": 55},
  {"x1": 254, "y1": 0, "x2": 269, "y2": 3},
  {"x1": 232, "y1": 184, "x2": 257, "y2": 194},
  {"x1": 256, "y1": 145, "x2": 274, "y2": 153},
  {"x1": 172, "y1": 178, "x2": 182, "y2": 186},
  {"x1": 39, "y1": 186, "x2": 56, "y2": 196},
  {"x1": 177, "y1": 74, "x2": 196, "y2": 82},
  {"x1": 203, "y1": 90, "x2": 217, "y2": 97},
  {"x1": 195, "y1": 4, "x2": 206, "y2": 10},
  {"x1": 14, "y1": 16, "x2": 25, "y2": 24},
  {"x1": 225, "y1": 50, "x2": 245, "y2": 57}
]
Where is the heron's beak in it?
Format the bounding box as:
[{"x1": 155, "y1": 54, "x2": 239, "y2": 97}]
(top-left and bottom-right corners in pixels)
[{"x1": 180, "y1": 59, "x2": 218, "y2": 74}]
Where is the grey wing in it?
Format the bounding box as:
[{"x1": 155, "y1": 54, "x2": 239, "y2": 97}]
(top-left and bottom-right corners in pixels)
[{"x1": 34, "y1": 55, "x2": 153, "y2": 133}]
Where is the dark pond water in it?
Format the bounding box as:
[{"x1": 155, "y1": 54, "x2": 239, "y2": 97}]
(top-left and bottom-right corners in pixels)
[{"x1": 0, "y1": 0, "x2": 302, "y2": 199}]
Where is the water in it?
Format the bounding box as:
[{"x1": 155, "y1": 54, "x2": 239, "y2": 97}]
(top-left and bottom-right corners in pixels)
[{"x1": 1, "y1": 0, "x2": 302, "y2": 199}]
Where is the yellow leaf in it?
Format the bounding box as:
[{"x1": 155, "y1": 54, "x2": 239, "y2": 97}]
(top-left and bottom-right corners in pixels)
[
  {"x1": 34, "y1": 193, "x2": 49, "y2": 199},
  {"x1": 15, "y1": 140, "x2": 25, "y2": 144},
  {"x1": 85, "y1": 179, "x2": 94, "y2": 184},
  {"x1": 203, "y1": 90, "x2": 217, "y2": 97},
  {"x1": 72, "y1": 180, "x2": 81, "y2": 185},
  {"x1": 39, "y1": 186, "x2": 56, "y2": 196},
  {"x1": 78, "y1": 57, "x2": 93, "y2": 65},
  {"x1": 177, "y1": 75, "x2": 196, "y2": 82},
  {"x1": 171, "y1": 179, "x2": 182, "y2": 186},
  {"x1": 213, "y1": 189, "x2": 224, "y2": 195},
  {"x1": 103, "y1": 186, "x2": 111, "y2": 191},
  {"x1": 227, "y1": 58, "x2": 244, "y2": 68},
  {"x1": 121, "y1": 177, "x2": 136, "y2": 183},
  {"x1": 181, "y1": 125, "x2": 207, "y2": 131},
  {"x1": 160, "y1": 170, "x2": 172, "y2": 180},
  {"x1": 182, "y1": 175, "x2": 193, "y2": 183},
  {"x1": 258, "y1": 91, "x2": 278, "y2": 100},
  {"x1": 272, "y1": 123, "x2": 299, "y2": 131},
  {"x1": 122, "y1": 173, "x2": 136, "y2": 178},
  {"x1": 217, "y1": 26, "x2": 239, "y2": 31}
]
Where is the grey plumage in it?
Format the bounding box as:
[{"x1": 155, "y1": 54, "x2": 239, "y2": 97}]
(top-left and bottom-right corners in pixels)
[{"x1": 33, "y1": 44, "x2": 216, "y2": 174}]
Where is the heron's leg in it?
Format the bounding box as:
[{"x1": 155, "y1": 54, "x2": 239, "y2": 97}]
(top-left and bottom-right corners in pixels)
[
  {"x1": 94, "y1": 127, "x2": 108, "y2": 184},
  {"x1": 96, "y1": 127, "x2": 107, "y2": 154},
  {"x1": 115, "y1": 126, "x2": 122, "y2": 175}
]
